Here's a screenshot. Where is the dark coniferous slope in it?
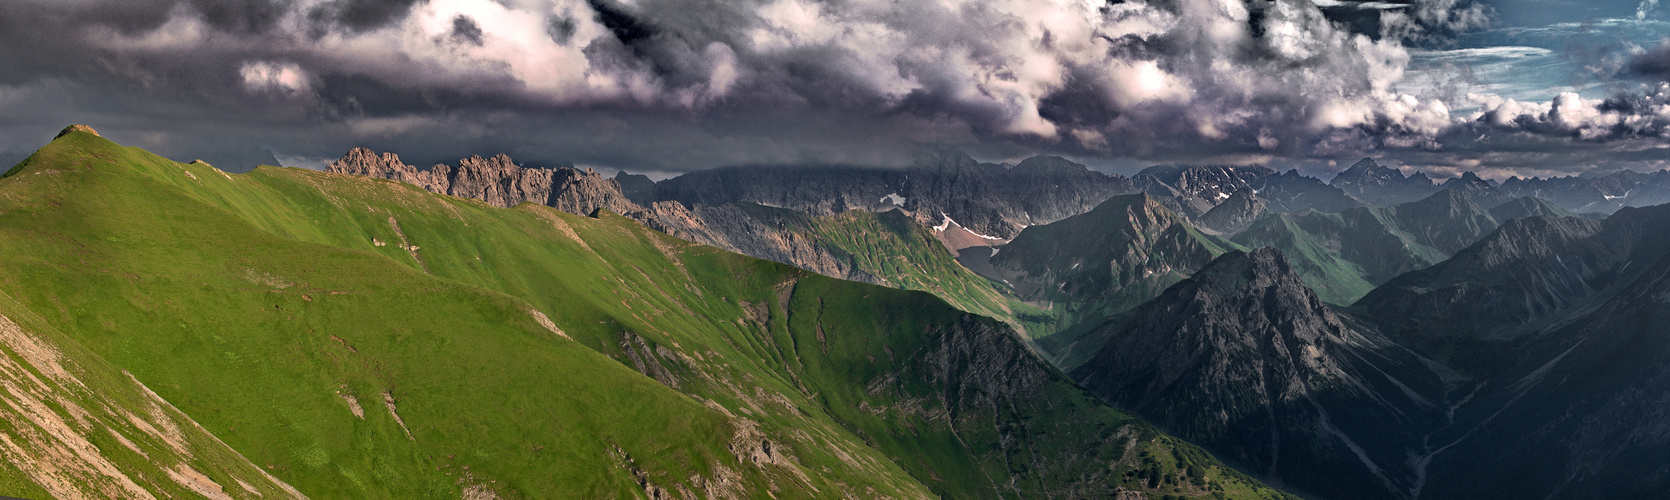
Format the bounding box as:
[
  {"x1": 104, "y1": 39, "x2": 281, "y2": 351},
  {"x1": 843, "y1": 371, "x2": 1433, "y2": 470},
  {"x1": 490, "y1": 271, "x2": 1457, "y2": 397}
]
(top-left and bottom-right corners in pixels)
[{"x1": 1071, "y1": 248, "x2": 1446, "y2": 500}]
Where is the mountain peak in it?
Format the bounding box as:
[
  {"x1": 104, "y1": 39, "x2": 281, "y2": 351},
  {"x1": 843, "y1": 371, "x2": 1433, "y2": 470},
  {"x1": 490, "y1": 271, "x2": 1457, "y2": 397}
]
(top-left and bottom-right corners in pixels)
[
  {"x1": 1196, "y1": 188, "x2": 1267, "y2": 235},
  {"x1": 1187, "y1": 247, "x2": 1300, "y2": 292},
  {"x1": 55, "y1": 124, "x2": 99, "y2": 139}
]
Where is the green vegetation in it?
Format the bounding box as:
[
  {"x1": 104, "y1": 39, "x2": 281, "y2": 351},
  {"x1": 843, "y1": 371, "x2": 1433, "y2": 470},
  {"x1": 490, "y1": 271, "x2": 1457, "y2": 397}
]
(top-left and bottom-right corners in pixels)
[
  {"x1": 1233, "y1": 191, "x2": 1499, "y2": 305},
  {"x1": 0, "y1": 130, "x2": 1290, "y2": 498},
  {"x1": 727, "y1": 203, "x2": 1018, "y2": 325}
]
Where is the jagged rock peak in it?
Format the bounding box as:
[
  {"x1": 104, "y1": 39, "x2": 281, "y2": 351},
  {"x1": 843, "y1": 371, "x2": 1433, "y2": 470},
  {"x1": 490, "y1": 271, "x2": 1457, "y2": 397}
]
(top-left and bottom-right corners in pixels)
[
  {"x1": 55, "y1": 124, "x2": 99, "y2": 138},
  {"x1": 329, "y1": 147, "x2": 412, "y2": 174},
  {"x1": 1196, "y1": 188, "x2": 1267, "y2": 235},
  {"x1": 325, "y1": 148, "x2": 641, "y2": 216}
]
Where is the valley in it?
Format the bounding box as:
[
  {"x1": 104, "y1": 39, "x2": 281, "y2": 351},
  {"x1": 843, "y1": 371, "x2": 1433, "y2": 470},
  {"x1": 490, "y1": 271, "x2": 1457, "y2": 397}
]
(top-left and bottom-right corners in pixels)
[{"x1": 7, "y1": 126, "x2": 1670, "y2": 499}]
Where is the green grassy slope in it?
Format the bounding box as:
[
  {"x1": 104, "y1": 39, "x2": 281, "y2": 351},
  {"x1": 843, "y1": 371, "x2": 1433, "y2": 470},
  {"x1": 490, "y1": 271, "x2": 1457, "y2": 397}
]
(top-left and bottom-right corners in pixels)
[
  {"x1": 0, "y1": 287, "x2": 306, "y2": 499},
  {"x1": 1232, "y1": 191, "x2": 1499, "y2": 305},
  {"x1": 727, "y1": 203, "x2": 1017, "y2": 324},
  {"x1": 985, "y1": 195, "x2": 1241, "y2": 365},
  {"x1": 0, "y1": 130, "x2": 1291, "y2": 498}
]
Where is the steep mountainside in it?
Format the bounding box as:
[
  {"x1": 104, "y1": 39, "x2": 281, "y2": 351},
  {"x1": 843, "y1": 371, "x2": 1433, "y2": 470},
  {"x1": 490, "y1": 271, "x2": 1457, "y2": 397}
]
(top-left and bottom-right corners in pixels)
[
  {"x1": 1232, "y1": 190, "x2": 1500, "y2": 304},
  {"x1": 1250, "y1": 169, "x2": 1363, "y2": 213},
  {"x1": 653, "y1": 153, "x2": 1136, "y2": 239},
  {"x1": 329, "y1": 149, "x2": 1015, "y2": 323},
  {"x1": 1072, "y1": 249, "x2": 1447, "y2": 500},
  {"x1": 1418, "y1": 249, "x2": 1670, "y2": 499},
  {"x1": 612, "y1": 171, "x2": 656, "y2": 206},
  {"x1": 1497, "y1": 169, "x2": 1670, "y2": 213},
  {"x1": 648, "y1": 202, "x2": 1016, "y2": 323},
  {"x1": 1197, "y1": 188, "x2": 1269, "y2": 236},
  {"x1": 0, "y1": 290, "x2": 307, "y2": 500},
  {"x1": 1354, "y1": 204, "x2": 1670, "y2": 372},
  {"x1": 1134, "y1": 165, "x2": 1275, "y2": 219},
  {"x1": 1439, "y1": 171, "x2": 1509, "y2": 208},
  {"x1": 987, "y1": 194, "x2": 1237, "y2": 363},
  {"x1": 1488, "y1": 196, "x2": 1579, "y2": 221},
  {"x1": 0, "y1": 129, "x2": 1290, "y2": 498},
  {"x1": 1329, "y1": 158, "x2": 1439, "y2": 206}
]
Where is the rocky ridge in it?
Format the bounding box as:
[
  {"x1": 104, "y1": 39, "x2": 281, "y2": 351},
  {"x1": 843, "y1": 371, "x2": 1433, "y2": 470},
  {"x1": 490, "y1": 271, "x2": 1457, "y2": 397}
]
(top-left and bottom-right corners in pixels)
[
  {"x1": 1196, "y1": 188, "x2": 1268, "y2": 236},
  {"x1": 1072, "y1": 248, "x2": 1445, "y2": 500}
]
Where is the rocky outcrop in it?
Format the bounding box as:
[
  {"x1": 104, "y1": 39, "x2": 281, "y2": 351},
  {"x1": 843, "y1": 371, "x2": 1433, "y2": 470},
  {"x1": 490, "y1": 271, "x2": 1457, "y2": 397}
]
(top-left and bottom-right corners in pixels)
[
  {"x1": 1134, "y1": 164, "x2": 1275, "y2": 219},
  {"x1": 1330, "y1": 158, "x2": 1439, "y2": 207},
  {"x1": 56, "y1": 124, "x2": 99, "y2": 138},
  {"x1": 614, "y1": 172, "x2": 657, "y2": 206},
  {"x1": 1196, "y1": 188, "x2": 1267, "y2": 235},
  {"x1": 326, "y1": 148, "x2": 641, "y2": 215},
  {"x1": 637, "y1": 201, "x2": 880, "y2": 284},
  {"x1": 1073, "y1": 248, "x2": 1445, "y2": 500}
]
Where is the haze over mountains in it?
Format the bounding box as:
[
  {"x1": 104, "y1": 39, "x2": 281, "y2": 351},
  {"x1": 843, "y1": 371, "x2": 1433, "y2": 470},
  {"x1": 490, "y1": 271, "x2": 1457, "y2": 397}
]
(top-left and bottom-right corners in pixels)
[{"x1": 9, "y1": 127, "x2": 1670, "y2": 498}]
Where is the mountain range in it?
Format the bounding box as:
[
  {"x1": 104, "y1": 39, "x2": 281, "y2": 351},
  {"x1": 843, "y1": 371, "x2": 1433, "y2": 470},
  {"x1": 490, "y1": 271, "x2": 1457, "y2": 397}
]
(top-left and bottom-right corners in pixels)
[{"x1": 11, "y1": 125, "x2": 1670, "y2": 498}]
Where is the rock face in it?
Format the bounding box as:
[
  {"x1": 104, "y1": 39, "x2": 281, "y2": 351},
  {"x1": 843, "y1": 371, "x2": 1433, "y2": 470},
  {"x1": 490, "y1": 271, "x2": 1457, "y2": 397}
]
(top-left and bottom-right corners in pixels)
[
  {"x1": 1132, "y1": 164, "x2": 1274, "y2": 219},
  {"x1": 327, "y1": 148, "x2": 643, "y2": 216},
  {"x1": 1251, "y1": 169, "x2": 1363, "y2": 213},
  {"x1": 1488, "y1": 196, "x2": 1580, "y2": 221},
  {"x1": 1072, "y1": 248, "x2": 1444, "y2": 500},
  {"x1": 653, "y1": 152, "x2": 1136, "y2": 239},
  {"x1": 637, "y1": 202, "x2": 881, "y2": 284},
  {"x1": 1195, "y1": 188, "x2": 1267, "y2": 235},
  {"x1": 56, "y1": 124, "x2": 99, "y2": 138},
  {"x1": 1439, "y1": 171, "x2": 1509, "y2": 208},
  {"x1": 613, "y1": 172, "x2": 657, "y2": 206},
  {"x1": 1330, "y1": 158, "x2": 1439, "y2": 206},
  {"x1": 989, "y1": 194, "x2": 1233, "y2": 364}
]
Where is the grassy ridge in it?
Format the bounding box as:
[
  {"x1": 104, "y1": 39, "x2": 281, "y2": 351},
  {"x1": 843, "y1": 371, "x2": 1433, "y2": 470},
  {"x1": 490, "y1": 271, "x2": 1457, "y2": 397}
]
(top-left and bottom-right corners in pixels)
[
  {"x1": 728, "y1": 203, "x2": 1017, "y2": 324},
  {"x1": 0, "y1": 131, "x2": 1290, "y2": 498}
]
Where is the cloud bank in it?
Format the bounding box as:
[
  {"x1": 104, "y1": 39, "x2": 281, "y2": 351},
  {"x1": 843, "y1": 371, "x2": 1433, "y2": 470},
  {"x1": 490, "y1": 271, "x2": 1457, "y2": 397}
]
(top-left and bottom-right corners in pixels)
[{"x1": 0, "y1": 0, "x2": 1666, "y2": 176}]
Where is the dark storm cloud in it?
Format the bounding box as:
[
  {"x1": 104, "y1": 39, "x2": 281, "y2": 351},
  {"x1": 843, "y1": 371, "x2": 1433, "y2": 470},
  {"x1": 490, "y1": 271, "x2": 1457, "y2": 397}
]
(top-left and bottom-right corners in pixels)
[
  {"x1": 0, "y1": 0, "x2": 1664, "y2": 177},
  {"x1": 306, "y1": 0, "x2": 426, "y2": 34},
  {"x1": 1628, "y1": 38, "x2": 1670, "y2": 79}
]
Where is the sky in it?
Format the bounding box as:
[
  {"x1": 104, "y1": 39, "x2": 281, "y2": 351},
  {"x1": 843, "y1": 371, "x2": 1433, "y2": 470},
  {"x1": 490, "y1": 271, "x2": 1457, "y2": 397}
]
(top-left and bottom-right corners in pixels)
[{"x1": 1, "y1": 0, "x2": 1669, "y2": 179}]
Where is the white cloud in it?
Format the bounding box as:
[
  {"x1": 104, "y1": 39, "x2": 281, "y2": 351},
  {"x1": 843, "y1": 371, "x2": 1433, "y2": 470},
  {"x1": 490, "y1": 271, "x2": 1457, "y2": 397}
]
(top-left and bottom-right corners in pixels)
[{"x1": 240, "y1": 61, "x2": 310, "y2": 94}]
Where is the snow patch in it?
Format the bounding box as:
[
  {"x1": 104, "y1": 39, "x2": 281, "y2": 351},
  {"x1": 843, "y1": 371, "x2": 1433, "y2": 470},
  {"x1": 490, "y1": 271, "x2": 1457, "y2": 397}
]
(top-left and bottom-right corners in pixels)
[
  {"x1": 879, "y1": 192, "x2": 906, "y2": 206},
  {"x1": 1604, "y1": 190, "x2": 1632, "y2": 200},
  {"x1": 932, "y1": 215, "x2": 1004, "y2": 240}
]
